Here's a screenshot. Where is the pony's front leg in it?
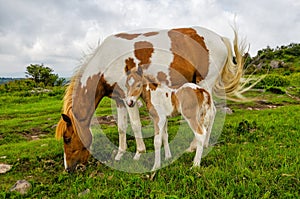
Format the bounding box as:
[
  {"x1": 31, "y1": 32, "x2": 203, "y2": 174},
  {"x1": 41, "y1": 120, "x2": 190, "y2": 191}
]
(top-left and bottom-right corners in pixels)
[
  {"x1": 204, "y1": 103, "x2": 216, "y2": 148},
  {"x1": 115, "y1": 104, "x2": 128, "y2": 161},
  {"x1": 126, "y1": 104, "x2": 146, "y2": 160},
  {"x1": 162, "y1": 120, "x2": 171, "y2": 160}
]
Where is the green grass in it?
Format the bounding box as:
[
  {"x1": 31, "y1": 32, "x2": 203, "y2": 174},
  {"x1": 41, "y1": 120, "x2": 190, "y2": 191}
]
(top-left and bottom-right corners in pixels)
[
  {"x1": 0, "y1": 84, "x2": 299, "y2": 198},
  {"x1": 0, "y1": 93, "x2": 62, "y2": 145}
]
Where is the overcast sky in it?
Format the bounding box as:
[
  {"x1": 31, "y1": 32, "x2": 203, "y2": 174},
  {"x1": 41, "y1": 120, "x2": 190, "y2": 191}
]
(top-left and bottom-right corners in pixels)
[{"x1": 0, "y1": 0, "x2": 299, "y2": 77}]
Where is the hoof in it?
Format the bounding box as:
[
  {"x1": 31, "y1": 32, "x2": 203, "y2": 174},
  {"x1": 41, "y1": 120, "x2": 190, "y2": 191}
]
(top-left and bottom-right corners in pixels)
[
  {"x1": 115, "y1": 151, "x2": 125, "y2": 161},
  {"x1": 133, "y1": 152, "x2": 141, "y2": 160}
]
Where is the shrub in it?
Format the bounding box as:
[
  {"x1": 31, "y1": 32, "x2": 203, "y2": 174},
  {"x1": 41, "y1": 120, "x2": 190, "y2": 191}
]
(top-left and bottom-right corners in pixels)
[{"x1": 255, "y1": 74, "x2": 290, "y2": 89}]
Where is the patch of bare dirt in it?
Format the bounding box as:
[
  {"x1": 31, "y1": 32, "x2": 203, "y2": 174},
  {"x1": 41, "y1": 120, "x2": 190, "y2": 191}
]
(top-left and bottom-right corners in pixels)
[
  {"x1": 19, "y1": 128, "x2": 48, "y2": 141},
  {"x1": 91, "y1": 115, "x2": 151, "y2": 126},
  {"x1": 233, "y1": 100, "x2": 283, "y2": 111}
]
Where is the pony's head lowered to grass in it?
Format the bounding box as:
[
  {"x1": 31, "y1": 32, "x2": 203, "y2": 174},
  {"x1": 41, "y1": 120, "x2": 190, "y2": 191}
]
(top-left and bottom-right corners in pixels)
[{"x1": 55, "y1": 77, "x2": 91, "y2": 172}]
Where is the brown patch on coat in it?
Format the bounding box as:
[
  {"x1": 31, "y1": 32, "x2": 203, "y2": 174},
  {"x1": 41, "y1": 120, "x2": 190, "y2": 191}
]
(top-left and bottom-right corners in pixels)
[
  {"x1": 57, "y1": 72, "x2": 116, "y2": 171},
  {"x1": 141, "y1": 89, "x2": 160, "y2": 135},
  {"x1": 115, "y1": 33, "x2": 141, "y2": 40},
  {"x1": 143, "y1": 32, "x2": 159, "y2": 37},
  {"x1": 167, "y1": 28, "x2": 209, "y2": 87},
  {"x1": 144, "y1": 75, "x2": 159, "y2": 91},
  {"x1": 176, "y1": 86, "x2": 209, "y2": 135},
  {"x1": 171, "y1": 92, "x2": 179, "y2": 116},
  {"x1": 71, "y1": 73, "x2": 115, "y2": 148},
  {"x1": 134, "y1": 41, "x2": 154, "y2": 69},
  {"x1": 157, "y1": 71, "x2": 169, "y2": 85},
  {"x1": 112, "y1": 83, "x2": 126, "y2": 103},
  {"x1": 115, "y1": 31, "x2": 158, "y2": 40},
  {"x1": 73, "y1": 74, "x2": 114, "y2": 124},
  {"x1": 195, "y1": 88, "x2": 211, "y2": 107}
]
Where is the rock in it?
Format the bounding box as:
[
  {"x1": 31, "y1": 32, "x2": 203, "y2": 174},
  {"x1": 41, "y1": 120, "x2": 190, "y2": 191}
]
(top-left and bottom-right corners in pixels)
[
  {"x1": 31, "y1": 135, "x2": 40, "y2": 140},
  {"x1": 0, "y1": 163, "x2": 12, "y2": 174},
  {"x1": 10, "y1": 180, "x2": 31, "y2": 195},
  {"x1": 270, "y1": 60, "x2": 285, "y2": 69},
  {"x1": 220, "y1": 107, "x2": 233, "y2": 114},
  {"x1": 78, "y1": 189, "x2": 90, "y2": 197}
]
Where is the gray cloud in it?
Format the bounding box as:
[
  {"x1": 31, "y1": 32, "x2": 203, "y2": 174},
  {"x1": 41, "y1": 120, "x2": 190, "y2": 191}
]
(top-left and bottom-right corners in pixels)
[{"x1": 0, "y1": 0, "x2": 299, "y2": 77}]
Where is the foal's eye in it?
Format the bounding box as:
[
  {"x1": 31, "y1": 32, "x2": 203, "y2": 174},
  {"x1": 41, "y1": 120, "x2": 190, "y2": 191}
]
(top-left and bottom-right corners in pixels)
[
  {"x1": 63, "y1": 136, "x2": 71, "y2": 145},
  {"x1": 136, "y1": 83, "x2": 142, "y2": 88}
]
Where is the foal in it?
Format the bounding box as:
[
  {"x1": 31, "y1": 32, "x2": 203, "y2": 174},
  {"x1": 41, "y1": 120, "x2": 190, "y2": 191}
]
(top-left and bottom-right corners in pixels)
[{"x1": 125, "y1": 66, "x2": 215, "y2": 170}]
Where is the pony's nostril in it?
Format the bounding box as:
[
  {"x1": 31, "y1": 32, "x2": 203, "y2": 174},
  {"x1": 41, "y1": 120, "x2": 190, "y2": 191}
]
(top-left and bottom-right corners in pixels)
[{"x1": 66, "y1": 167, "x2": 71, "y2": 173}]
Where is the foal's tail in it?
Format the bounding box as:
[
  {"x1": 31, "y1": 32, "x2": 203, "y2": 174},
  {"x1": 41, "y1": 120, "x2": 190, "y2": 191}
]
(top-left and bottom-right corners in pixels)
[{"x1": 213, "y1": 30, "x2": 250, "y2": 101}]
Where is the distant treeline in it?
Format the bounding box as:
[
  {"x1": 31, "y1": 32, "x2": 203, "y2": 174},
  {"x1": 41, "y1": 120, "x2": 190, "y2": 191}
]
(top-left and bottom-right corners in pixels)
[{"x1": 0, "y1": 77, "x2": 24, "y2": 85}]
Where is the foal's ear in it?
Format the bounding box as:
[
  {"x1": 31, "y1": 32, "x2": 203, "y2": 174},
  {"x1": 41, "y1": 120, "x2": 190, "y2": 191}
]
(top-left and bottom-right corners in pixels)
[
  {"x1": 61, "y1": 114, "x2": 72, "y2": 125},
  {"x1": 124, "y1": 65, "x2": 131, "y2": 75}
]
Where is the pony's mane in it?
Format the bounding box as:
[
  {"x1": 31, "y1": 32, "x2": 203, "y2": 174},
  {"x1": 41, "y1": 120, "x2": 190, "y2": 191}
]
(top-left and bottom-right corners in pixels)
[
  {"x1": 55, "y1": 41, "x2": 102, "y2": 140},
  {"x1": 55, "y1": 71, "x2": 82, "y2": 139}
]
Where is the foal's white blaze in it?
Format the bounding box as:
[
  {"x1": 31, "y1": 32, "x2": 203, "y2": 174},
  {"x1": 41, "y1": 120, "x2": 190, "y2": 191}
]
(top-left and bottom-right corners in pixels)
[{"x1": 128, "y1": 77, "x2": 135, "y2": 87}]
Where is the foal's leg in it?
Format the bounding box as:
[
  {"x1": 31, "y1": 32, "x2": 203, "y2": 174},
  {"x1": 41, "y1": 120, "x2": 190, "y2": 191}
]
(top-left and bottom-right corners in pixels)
[
  {"x1": 162, "y1": 120, "x2": 172, "y2": 160},
  {"x1": 184, "y1": 115, "x2": 206, "y2": 167},
  {"x1": 193, "y1": 126, "x2": 206, "y2": 167},
  {"x1": 152, "y1": 115, "x2": 167, "y2": 171},
  {"x1": 126, "y1": 104, "x2": 146, "y2": 160},
  {"x1": 186, "y1": 138, "x2": 197, "y2": 152},
  {"x1": 115, "y1": 105, "x2": 128, "y2": 160}
]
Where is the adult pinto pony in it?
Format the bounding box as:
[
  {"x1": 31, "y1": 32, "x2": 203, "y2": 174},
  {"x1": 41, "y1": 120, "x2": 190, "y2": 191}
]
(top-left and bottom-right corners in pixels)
[{"x1": 56, "y1": 26, "x2": 246, "y2": 172}]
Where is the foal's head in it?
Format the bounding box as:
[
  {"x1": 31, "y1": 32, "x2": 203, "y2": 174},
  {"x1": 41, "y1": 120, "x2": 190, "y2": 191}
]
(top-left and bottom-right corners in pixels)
[
  {"x1": 125, "y1": 66, "x2": 144, "y2": 107},
  {"x1": 56, "y1": 113, "x2": 90, "y2": 172}
]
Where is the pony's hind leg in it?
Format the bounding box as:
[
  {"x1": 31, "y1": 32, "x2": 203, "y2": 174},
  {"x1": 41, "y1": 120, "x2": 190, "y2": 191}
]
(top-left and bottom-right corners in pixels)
[
  {"x1": 126, "y1": 104, "x2": 146, "y2": 160},
  {"x1": 115, "y1": 104, "x2": 128, "y2": 160},
  {"x1": 204, "y1": 103, "x2": 216, "y2": 148}
]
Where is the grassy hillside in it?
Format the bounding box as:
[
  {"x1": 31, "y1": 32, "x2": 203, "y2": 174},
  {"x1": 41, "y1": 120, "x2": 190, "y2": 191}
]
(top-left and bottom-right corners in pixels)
[
  {"x1": 1, "y1": 42, "x2": 299, "y2": 197},
  {"x1": 245, "y1": 43, "x2": 300, "y2": 75},
  {"x1": 0, "y1": 75, "x2": 299, "y2": 198}
]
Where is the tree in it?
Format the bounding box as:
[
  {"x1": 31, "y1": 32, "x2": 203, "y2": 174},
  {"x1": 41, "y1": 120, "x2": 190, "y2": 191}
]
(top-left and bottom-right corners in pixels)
[{"x1": 25, "y1": 64, "x2": 59, "y2": 87}]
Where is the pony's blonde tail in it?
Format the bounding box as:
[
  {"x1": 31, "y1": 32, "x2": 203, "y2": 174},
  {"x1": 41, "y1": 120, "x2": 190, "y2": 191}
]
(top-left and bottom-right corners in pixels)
[{"x1": 214, "y1": 30, "x2": 252, "y2": 101}]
